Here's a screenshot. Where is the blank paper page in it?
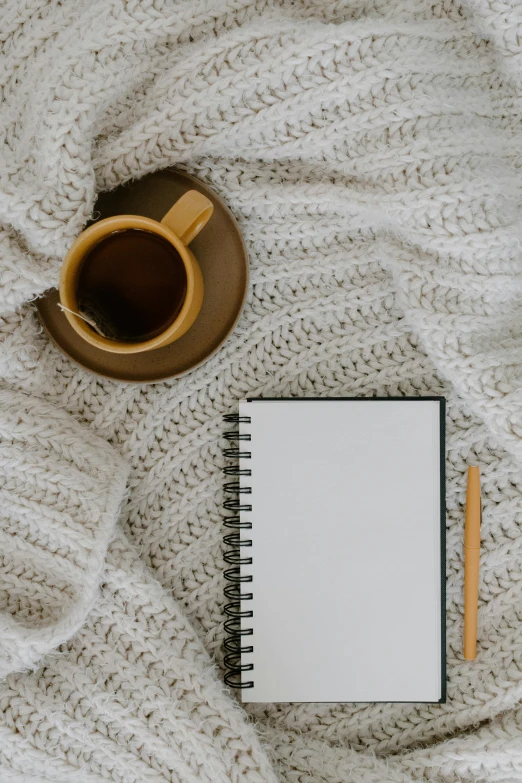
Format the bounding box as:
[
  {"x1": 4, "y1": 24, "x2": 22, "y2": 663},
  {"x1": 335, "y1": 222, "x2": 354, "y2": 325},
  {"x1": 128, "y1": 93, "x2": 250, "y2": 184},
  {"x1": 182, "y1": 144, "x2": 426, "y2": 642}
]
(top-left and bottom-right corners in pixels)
[{"x1": 239, "y1": 399, "x2": 443, "y2": 703}]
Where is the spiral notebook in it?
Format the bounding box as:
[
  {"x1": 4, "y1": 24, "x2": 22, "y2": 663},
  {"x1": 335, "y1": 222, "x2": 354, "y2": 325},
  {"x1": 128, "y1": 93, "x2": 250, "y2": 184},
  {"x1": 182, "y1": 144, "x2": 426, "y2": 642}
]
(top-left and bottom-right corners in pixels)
[{"x1": 223, "y1": 397, "x2": 446, "y2": 703}]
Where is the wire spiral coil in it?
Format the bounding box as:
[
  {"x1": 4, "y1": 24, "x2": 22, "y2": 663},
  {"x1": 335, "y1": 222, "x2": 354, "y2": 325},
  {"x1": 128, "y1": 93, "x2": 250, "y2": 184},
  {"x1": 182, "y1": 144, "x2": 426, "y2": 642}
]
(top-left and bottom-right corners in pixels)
[{"x1": 222, "y1": 413, "x2": 254, "y2": 689}]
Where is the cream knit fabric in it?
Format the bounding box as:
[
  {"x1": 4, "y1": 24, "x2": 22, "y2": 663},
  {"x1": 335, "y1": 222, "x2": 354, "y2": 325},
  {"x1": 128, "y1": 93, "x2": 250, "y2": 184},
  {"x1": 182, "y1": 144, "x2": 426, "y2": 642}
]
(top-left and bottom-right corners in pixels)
[
  {"x1": 0, "y1": 387, "x2": 129, "y2": 679},
  {"x1": 0, "y1": 388, "x2": 277, "y2": 783},
  {"x1": 2, "y1": 0, "x2": 522, "y2": 781}
]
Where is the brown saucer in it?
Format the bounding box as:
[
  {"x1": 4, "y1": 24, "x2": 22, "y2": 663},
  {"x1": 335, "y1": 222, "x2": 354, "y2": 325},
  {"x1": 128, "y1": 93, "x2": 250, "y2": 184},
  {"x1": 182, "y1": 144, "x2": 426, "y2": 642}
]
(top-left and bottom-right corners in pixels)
[{"x1": 36, "y1": 169, "x2": 248, "y2": 383}]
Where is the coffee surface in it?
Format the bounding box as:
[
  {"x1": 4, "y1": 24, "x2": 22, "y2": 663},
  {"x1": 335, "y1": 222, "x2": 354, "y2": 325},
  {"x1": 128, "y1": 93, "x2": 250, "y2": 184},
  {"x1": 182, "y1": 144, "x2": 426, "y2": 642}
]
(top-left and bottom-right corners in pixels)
[{"x1": 77, "y1": 229, "x2": 187, "y2": 342}]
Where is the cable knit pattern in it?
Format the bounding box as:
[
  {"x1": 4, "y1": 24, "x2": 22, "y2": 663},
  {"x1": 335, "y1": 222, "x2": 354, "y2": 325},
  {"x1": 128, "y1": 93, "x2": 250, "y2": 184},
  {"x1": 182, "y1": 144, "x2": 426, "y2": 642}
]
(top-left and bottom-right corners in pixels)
[
  {"x1": 0, "y1": 386, "x2": 129, "y2": 679},
  {"x1": 1, "y1": 530, "x2": 277, "y2": 783},
  {"x1": 1, "y1": 0, "x2": 522, "y2": 781}
]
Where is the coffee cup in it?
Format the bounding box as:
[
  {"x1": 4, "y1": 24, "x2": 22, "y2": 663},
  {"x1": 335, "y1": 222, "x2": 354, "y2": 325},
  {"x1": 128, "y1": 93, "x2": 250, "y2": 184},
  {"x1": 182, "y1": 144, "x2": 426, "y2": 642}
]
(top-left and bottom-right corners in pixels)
[{"x1": 59, "y1": 190, "x2": 213, "y2": 354}]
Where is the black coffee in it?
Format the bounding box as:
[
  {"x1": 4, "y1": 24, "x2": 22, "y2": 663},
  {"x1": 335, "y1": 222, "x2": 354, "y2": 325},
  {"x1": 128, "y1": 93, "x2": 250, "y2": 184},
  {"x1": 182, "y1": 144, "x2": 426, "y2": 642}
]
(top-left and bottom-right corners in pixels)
[{"x1": 77, "y1": 229, "x2": 187, "y2": 342}]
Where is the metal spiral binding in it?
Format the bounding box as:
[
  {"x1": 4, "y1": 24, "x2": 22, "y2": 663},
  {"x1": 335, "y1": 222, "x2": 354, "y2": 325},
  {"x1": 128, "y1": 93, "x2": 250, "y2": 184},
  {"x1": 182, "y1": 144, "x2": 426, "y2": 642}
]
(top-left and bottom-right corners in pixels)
[{"x1": 222, "y1": 413, "x2": 254, "y2": 689}]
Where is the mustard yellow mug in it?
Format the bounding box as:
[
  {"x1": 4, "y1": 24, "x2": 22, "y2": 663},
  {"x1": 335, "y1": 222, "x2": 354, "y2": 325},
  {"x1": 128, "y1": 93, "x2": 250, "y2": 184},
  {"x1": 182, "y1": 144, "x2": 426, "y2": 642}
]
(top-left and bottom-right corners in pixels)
[{"x1": 59, "y1": 190, "x2": 213, "y2": 354}]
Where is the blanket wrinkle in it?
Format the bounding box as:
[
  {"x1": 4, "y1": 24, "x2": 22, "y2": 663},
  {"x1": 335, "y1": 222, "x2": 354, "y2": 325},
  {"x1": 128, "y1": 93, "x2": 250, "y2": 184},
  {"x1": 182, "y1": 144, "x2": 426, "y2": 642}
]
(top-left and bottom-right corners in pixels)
[{"x1": 1, "y1": 0, "x2": 522, "y2": 781}]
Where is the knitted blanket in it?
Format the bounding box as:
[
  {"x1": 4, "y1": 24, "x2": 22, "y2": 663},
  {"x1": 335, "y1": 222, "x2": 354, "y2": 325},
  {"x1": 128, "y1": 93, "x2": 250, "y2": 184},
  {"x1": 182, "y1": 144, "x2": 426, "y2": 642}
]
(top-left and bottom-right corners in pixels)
[{"x1": 2, "y1": 0, "x2": 522, "y2": 781}]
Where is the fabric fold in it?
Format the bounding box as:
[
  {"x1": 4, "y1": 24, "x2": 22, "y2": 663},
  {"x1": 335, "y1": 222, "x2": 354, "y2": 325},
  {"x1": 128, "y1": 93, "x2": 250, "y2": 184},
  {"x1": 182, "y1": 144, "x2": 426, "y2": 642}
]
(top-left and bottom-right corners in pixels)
[
  {"x1": 2, "y1": 0, "x2": 522, "y2": 781},
  {"x1": 0, "y1": 385, "x2": 129, "y2": 678},
  {"x1": 0, "y1": 529, "x2": 278, "y2": 783}
]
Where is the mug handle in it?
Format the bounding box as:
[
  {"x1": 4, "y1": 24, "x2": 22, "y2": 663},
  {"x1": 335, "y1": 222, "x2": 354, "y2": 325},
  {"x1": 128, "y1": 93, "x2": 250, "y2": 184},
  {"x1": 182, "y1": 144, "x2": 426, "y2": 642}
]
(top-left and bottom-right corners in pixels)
[{"x1": 161, "y1": 190, "x2": 214, "y2": 245}]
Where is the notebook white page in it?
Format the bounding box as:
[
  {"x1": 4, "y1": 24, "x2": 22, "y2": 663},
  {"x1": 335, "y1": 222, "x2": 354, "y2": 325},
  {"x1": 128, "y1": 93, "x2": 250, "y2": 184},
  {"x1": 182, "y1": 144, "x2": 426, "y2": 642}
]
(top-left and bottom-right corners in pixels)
[{"x1": 238, "y1": 399, "x2": 443, "y2": 703}]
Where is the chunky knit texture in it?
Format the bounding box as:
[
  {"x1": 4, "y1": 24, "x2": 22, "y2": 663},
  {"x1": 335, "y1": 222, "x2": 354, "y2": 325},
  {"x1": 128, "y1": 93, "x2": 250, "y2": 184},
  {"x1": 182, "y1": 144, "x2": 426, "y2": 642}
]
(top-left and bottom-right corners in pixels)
[
  {"x1": 0, "y1": 387, "x2": 129, "y2": 679},
  {"x1": 2, "y1": 0, "x2": 522, "y2": 781}
]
